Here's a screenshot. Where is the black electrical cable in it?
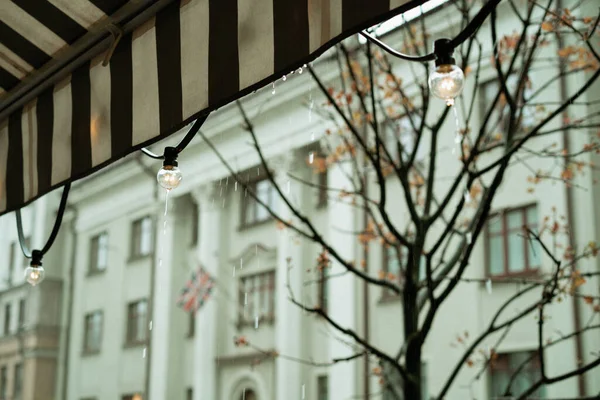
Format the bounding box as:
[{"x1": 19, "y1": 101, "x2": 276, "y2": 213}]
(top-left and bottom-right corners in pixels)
[
  {"x1": 16, "y1": 183, "x2": 71, "y2": 262},
  {"x1": 140, "y1": 114, "x2": 209, "y2": 160},
  {"x1": 360, "y1": 0, "x2": 502, "y2": 61}
]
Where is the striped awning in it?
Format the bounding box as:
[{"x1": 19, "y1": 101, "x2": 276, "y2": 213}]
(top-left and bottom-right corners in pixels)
[{"x1": 0, "y1": 0, "x2": 426, "y2": 217}]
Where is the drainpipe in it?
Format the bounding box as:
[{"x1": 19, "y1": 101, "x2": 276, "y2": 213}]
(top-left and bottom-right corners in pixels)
[
  {"x1": 136, "y1": 155, "x2": 159, "y2": 400},
  {"x1": 555, "y1": 2, "x2": 585, "y2": 394},
  {"x1": 61, "y1": 205, "x2": 78, "y2": 400}
]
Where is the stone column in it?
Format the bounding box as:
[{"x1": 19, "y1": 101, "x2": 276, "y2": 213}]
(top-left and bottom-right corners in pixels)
[
  {"x1": 192, "y1": 184, "x2": 221, "y2": 400},
  {"x1": 274, "y1": 155, "x2": 303, "y2": 399},
  {"x1": 327, "y1": 161, "x2": 357, "y2": 399},
  {"x1": 149, "y1": 195, "x2": 176, "y2": 399}
]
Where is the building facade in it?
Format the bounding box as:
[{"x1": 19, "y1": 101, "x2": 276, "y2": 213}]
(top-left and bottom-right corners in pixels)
[{"x1": 0, "y1": 1, "x2": 599, "y2": 399}]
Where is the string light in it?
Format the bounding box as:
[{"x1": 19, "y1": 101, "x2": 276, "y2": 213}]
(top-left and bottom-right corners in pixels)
[
  {"x1": 428, "y1": 39, "x2": 465, "y2": 106},
  {"x1": 157, "y1": 147, "x2": 182, "y2": 190},
  {"x1": 25, "y1": 250, "x2": 45, "y2": 286}
]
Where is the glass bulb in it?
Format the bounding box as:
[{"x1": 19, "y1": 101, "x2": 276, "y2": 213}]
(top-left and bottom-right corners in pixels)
[
  {"x1": 428, "y1": 64, "x2": 465, "y2": 105},
  {"x1": 24, "y1": 265, "x2": 45, "y2": 286},
  {"x1": 157, "y1": 165, "x2": 182, "y2": 190}
]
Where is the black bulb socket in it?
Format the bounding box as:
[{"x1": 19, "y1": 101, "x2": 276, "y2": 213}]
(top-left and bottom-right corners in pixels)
[
  {"x1": 163, "y1": 146, "x2": 179, "y2": 168},
  {"x1": 433, "y1": 38, "x2": 456, "y2": 67},
  {"x1": 30, "y1": 249, "x2": 43, "y2": 267}
]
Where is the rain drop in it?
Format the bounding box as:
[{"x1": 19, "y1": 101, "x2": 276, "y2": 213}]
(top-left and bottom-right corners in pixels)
[
  {"x1": 283, "y1": 75, "x2": 287, "y2": 81},
  {"x1": 464, "y1": 190, "x2": 472, "y2": 204},
  {"x1": 142, "y1": 347, "x2": 147, "y2": 358},
  {"x1": 244, "y1": 292, "x2": 248, "y2": 305},
  {"x1": 309, "y1": 152, "x2": 315, "y2": 164},
  {"x1": 240, "y1": 258, "x2": 244, "y2": 269},
  {"x1": 272, "y1": 82, "x2": 276, "y2": 95},
  {"x1": 235, "y1": 181, "x2": 238, "y2": 191},
  {"x1": 232, "y1": 266, "x2": 236, "y2": 277},
  {"x1": 486, "y1": 278, "x2": 493, "y2": 295},
  {"x1": 254, "y1": 315, "x2": 259, "y2": 329},
  {"x1": 302, "y1": 384, "x2": 306, "y2": 399},
  {"x1": 298, "y1": 67, "x2": 303, "y2": 74},
  {"x1": 466, "y1": 232, "x2": 472, "y2": 244},
  {"x1": 148, "y1": 320, "x2": 153, "y2": 331}
]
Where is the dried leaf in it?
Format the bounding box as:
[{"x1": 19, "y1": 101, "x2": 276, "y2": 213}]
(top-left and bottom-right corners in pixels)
[{"x1": 541, "y1": 21, "x2": 554, "y2": 31}]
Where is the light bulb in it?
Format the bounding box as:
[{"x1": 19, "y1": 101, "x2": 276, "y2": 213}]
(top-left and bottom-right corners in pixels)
[
  {"x1": 157, "y1": 165, "x2": 182, "y2": 190},
  {"x1": 24, "y1": 265, "x2": 45, "y2": 286},
  {"x1": 428, "y1": 64, "x2": 465, "y2": 106}
]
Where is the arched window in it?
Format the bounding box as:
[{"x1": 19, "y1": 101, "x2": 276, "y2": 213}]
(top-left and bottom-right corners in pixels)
[{"x1": 239, "y1": 389, "x2": 257, "y2": 400}]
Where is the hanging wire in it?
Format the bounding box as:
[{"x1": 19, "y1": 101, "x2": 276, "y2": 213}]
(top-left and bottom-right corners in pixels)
[
  {"x1": 360, "y1": 0, "x2": 501, "y2": 60},
  {"x1": 16, "y1": 183, "x2": 71, "y2": 260},
  {"x1": 139, "y1": 114, "x2": 209, "y2": 160}
]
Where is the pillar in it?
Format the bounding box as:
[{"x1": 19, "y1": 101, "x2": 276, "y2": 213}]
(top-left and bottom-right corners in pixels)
[
  {"x1": 274, "y1": 156, "x2": 303, "y2": 399},
  {"x1": 192, "y1": 184, "x2": 221, "y2": 399}
]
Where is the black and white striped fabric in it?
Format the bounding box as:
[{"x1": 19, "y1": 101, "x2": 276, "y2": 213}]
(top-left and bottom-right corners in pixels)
[{"x1": 0, "y1": 0, "x2": 423, "y2": 216}]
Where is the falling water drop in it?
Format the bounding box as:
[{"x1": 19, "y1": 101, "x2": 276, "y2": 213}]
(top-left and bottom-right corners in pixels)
[
  {"x1": 240, "y1": 258, "x2": 244, "y2": 269},
  {"x1": 486, "y1": 278, "x2": 493, "y2": 295},
  {"x1": 254, "y1": 315, "x2": 259, "y2": 329},
  {"x1": 298, "y1": 67, "x2": 303, "y2": 74},
  {"x1": 286, "y1": 180, "x2": 291, "y2": 194},
  {"x1": 466, "y1": 232, "x2": 472, "y2": 244},
  {"x1": 272, "y1": 82, "x2": 276, "y2": 95},
  {"x1": 244, "y1": 292, "x2": 248, "y2": 305},
  {"x1": 232, "y1": 266, "x2": 236, "y2": 277},
  {"x1": 235, "y1": 181, "x2": 238, "y2": 191},
  {"x1": 302, "y1": 384, "x2": 306, "y2": 399},
  {"x1": 164, "y1": 189, "x2": 170, "y2": 216},
  {"x1": 309, "y1": 152, "x2": 315, "y2": 164},
  {"x1": 142, "y1": 347, "x2": 147, "y2": 358},
  {"x1": 464, "y1": 190, "x2": 472, "y2": 204},
  {"x1": 149, "y1": 320, "x2": 153, "y2": 331},
  {"x1": 282, "y1": 75, "x2": 287, "y2": 81},
  {"x1": 310, "y1": 131, "x2": 315, "y2": 141}
]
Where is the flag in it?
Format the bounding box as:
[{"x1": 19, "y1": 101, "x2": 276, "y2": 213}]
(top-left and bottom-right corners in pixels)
[{"x1": 176, "y1": 266, "x2": 215, "y2": 313}]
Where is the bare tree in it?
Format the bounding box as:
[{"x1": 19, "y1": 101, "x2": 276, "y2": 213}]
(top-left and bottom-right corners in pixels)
[{"x1": 201, "y1": 1, "x2": 600, "y2": 399}]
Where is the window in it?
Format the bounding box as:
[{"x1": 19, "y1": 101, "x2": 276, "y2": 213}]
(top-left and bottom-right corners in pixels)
[
  {"x1": 89, "y1": 232, "x2": 108, "y2": 274},
  {"x1": 17, "y1": 299, "x2": 25, "y2": 330},
  {"x1": 489, "y1": 351, "x2": 545, "y2": 398},
  {"x1": 131, "y1": 217, "x2": 153, "y2": 258},
  {"x1": 126, "y1": 300, "x2": 148, "y2": 345},
  {"x1": 238, "y1": 271, "x2": 275, "y2": 326},
  {"x1": 480, "y1": 77, "x2": 535, "y2": 144},
  {"x1": 239, "y1": 389, "x2": 257, "y2": 400},
  {"x1": 187, "y1": 311, "x2": 195, "y2": 338},
  {"x1": 486, "y1": 205, "x2": 540, "y2": 276},
  {"x1": 383, "y1": 246, "x2": 427, "y2": 297},
  {"x1": 316, "y1": 170, "x2": 328, "y2": 208},
  {"x1": 383, "y1": 114, "x2": 424, "y2": 163},
  {"x1": 0, "y1": 366, "x2": 6, "y2": 399},
  {"x1": 191, "y1": 201, "x2": 199, "y2": 246},
  {"x1": 241, "y1": 178, "x2": 275, "y2": 227},
  {"x1": 83, "y1": 311, "x2": 103, "y2": 353},
  {"x1": 13, "y1": 363, "x2": 22, "y2": 399},
  {"x1": 382, "y1": 246, "x2": 405, "y2": 297},
  {"x1": 7, "y1": 242, "x2": 15, "y2": 285},
  {"x1": 317, "y1": 375, "x2": 328, "y2": 400},
  {"x1": 318, "y1": 268, "x2": 328, "y2": 312},
  {"x1": 186, "y1": 388, "x2": 193, "y2": 400},
  {"x1": 3, "y1": 304, "x2": 11, "y2": 335}
]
